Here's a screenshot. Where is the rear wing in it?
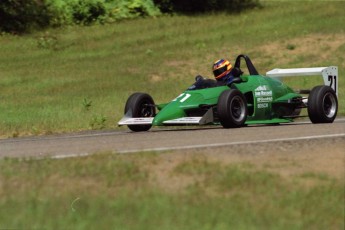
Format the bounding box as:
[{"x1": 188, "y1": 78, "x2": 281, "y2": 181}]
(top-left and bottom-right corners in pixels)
[{"x1": 266, "y1": 66, "x2": 338, "y2": 97}]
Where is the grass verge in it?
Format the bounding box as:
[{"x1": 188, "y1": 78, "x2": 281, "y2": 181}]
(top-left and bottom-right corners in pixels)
[{"x1": 0, "y1": 150, "x2": 343, "y2": 230}]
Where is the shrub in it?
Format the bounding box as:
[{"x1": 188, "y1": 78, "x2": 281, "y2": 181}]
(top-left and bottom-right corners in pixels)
[
  {"x1": 46, "y1": 0, "x2": 110, "y2": 26},
  {"x1": 0, "y1": 0, "x2": 260, "y2": 33},
  {"x1": 46, "y1": 0, "x2": 161, "y2": 26},
  {"x1": 107, "y1": 0, "x2": 161, "y2": 21},
  {"x1": 0, "y1": 0, "x2": 161, "y2": 33}
]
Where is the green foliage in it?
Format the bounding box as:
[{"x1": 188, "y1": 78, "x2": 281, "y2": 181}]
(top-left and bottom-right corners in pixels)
[
  {"x1": 0, "y1": 0, "x2": 161, "y2": 33},
  {"x1": 89, "y1": 114, "x2": 107, "y2": 129},
  {"x1": 45, "y1": 0, "x2": 102, "y2": 26},
  {"x1": 111, "y1": 0, "x2": 161, "y2": 20},
  {"x1": 46, "y1": 0, "x2": 161, "y2": 26},
  {"x1": 82, "y1": 98, "x2": 92, "y2": 111},
  {"x1": 0, "y1": 0, "x2": 260, "y2": 33}
]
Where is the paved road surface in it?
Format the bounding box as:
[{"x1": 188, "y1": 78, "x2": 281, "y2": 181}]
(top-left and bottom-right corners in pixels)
[{"x1": 0, "y1": 119, "x2": 344, "y2": 159}]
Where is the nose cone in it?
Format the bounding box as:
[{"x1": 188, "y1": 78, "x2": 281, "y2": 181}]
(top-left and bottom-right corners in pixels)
[{"x1": 152, "y1": 102, "x2": 186, "y2": 126}]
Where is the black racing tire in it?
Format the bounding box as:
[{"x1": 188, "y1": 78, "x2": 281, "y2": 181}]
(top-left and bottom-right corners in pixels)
[
  {"x1": 124, "y1": 92, "x2": 155, "y2": 132},
  {"x1": 217, "y1": 89, "x2": 248, "y2": 128},
  {"x1": 307, "y1": 85, "x2": 338, "y2": 123}
]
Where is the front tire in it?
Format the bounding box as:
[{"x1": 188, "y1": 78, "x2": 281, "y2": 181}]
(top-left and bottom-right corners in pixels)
[
  {"x1": 217, "y1": 89, "x2": 248, "y2": 128},
  {"x1": 124, "y1": 93, "x2": 155, "y2": 131},
  {"x1": 307, "y1": 86, "x2": 338, "y2": 123}
]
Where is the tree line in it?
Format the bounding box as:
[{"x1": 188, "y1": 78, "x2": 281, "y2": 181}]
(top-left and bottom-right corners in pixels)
[{"x1": 0, "y1": 0, "x2": 260, "y2": 33}]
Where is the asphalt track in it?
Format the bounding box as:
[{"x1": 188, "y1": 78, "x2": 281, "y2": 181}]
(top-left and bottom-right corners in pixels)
[{"x1": 0, "y1": 119, "x2": 344, "y2": 159}]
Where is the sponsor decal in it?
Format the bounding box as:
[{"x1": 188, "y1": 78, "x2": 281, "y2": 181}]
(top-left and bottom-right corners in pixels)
[
  {"x1": 255, "y1": 85, "x2": 272, "y2": 109},
  {"x1": 257, "y1": 103, "x2": 269, "y2": 108},
  {"x1": 257, "y1": 97, "x2": 273, "y2": 103},
  {"x1": 254, "y1": 85, "x2": 272, "y2": 96}
]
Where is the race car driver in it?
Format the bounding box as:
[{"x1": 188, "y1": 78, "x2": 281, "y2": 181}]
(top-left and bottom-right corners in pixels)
[
  {"x1": 188, "y1": 58, "x2": 242, "y2": 90},
  {"x1": 212, "y1": 58, "x2": 242, "y2": 86}
]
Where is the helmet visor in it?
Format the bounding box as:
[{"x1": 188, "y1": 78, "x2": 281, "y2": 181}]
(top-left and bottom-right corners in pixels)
[{"x1": 213, "y1": 65, "x2": 228, "y2": 78}]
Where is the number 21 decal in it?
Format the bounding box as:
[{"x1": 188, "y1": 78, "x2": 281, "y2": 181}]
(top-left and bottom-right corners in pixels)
[{"x1": 173, "y1": 93, "x2": 191, "y2": 103}]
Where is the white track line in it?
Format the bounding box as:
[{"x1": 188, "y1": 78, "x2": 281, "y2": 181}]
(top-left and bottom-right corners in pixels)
[{"x1": 52, "y1": 133, "x2": 345, "y2": 159}]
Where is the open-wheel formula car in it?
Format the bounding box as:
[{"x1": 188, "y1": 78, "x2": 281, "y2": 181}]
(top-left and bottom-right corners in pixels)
[{"x1": 118, "y1": 54, "x2": 338, "y2": 132}]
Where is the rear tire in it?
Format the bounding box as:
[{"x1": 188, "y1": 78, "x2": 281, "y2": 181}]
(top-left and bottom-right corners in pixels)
[
  {"x1": 124, "y1": 93, "x2": 155, "y2": 131},
  {"x1": 307, "y1": 86, "x2": 337, "y2": 123},
  {"x1": 217, "y1": 89, "x2": 248, "y2": 128}
]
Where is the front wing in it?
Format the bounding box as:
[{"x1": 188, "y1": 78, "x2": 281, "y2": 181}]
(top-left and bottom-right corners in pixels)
[{"x1": 118, "y1": 108, "x2": 215, "y2": 126}]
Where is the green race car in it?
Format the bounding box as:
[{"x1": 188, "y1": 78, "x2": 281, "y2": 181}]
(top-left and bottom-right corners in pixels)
[{"x1": 118, "y1": 55, "x2": 338, "y2": 132}]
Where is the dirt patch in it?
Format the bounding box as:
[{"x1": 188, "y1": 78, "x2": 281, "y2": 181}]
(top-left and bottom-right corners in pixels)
[
  {"x1": 146, "y1": 137, "x2": 345, "y2": 191},
  {"x1": 255, "y1": 33, "x2": 345, "y2": 67},
  {"x1": 205, "y1": 137, "x2": 345, "y2": 179},
  {"x1": 149, "y1": 74, "x2": 163, "y2": 82}
]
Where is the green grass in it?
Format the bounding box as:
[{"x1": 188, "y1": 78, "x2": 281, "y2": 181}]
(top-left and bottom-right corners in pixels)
[
  {"x1": 0, "y1": 1, "x2": 345, "y2": 137},
  {"x1": 0, "y1": 152, "x2": 343, "y2": 230}
]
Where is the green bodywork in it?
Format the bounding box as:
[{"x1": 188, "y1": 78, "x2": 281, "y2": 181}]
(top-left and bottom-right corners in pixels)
[{"x1": 152, "y1": 74, "x2": 302, "y2": 126}]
